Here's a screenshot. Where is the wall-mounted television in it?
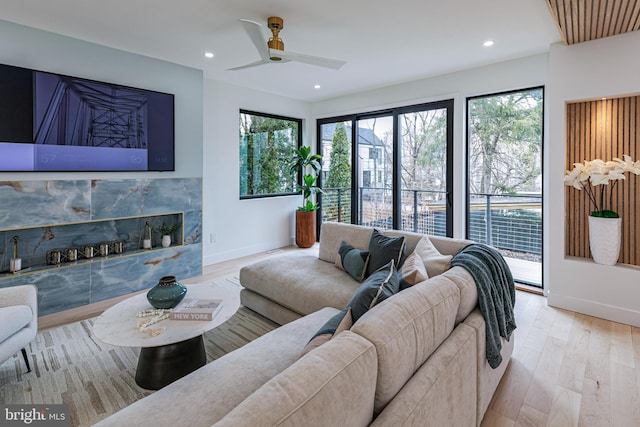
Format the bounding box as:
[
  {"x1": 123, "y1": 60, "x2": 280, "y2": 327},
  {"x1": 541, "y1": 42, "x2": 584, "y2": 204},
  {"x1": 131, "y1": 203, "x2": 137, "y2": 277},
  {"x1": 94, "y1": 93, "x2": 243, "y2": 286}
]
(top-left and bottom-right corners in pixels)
[{"x1": 0, "y1": 63, "x2": 175, "y2": 172}]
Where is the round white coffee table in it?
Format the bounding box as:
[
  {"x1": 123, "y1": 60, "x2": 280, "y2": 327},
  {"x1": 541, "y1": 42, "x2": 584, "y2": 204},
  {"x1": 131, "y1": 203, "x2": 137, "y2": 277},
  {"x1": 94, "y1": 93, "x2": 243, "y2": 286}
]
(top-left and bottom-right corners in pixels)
[{"x1": 93, "y1": 282, "x2": 240, "y2": 390}]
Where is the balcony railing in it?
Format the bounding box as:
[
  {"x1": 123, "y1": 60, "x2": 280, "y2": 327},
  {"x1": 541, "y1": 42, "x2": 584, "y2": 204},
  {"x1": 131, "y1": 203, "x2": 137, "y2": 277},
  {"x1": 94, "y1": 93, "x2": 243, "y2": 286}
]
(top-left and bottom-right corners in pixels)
[
  {"x1": 468, "y1": 193, "x2": 542, "y2": 261},
  {"x1": 322, "y1": 188, "x2": 542, "y2": 262}
]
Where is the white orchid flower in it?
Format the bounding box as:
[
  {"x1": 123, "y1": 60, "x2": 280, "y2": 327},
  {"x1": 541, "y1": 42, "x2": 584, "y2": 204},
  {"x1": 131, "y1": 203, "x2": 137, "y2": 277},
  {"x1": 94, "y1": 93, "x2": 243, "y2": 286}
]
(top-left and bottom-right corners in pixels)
[
  {"x1": 607, "y1": 167, "x2": 626, "y2": 181},
  {"x1": 565, "y1": 154, "x2": 639, "y2": 216},
  {"x1": 564, "y1": 165, "x2": 585, "y2": 189},
  {"x1": 619, "y1": 155, "x2": 640, "y2": 175},
  {"x1": 589, "y1": 173, "x2": 609, "y2": 186}
]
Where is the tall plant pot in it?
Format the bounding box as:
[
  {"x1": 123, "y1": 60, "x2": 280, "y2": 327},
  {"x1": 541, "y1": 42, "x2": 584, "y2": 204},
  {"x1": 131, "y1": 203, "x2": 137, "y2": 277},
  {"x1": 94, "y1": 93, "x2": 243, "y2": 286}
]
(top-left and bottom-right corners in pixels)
[
  {"x1": 588, "y1": 215, "x2": 622, "y2": 265},
  {"x1": 296, "y1": 210, "x2": 317, "y2": 248}
]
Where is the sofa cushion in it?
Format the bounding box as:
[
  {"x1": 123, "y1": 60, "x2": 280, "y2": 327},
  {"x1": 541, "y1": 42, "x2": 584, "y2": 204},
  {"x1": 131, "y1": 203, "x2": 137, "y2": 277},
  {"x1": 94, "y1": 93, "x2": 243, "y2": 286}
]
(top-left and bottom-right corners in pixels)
[
  {"x1": 442, "y1": 266, "x2": 478, "y2": 324},
  {"x1": 213, "y1": 331, "x2": 377, "y2": 427},
  {"x1": 94, "y1": 307, "x2": 340, "y2": 427},
  {"x1": 0, "y1": 305, "x2": 33, "y2": 343},
  {"x1": 319, "y1": 222, "x2": 373, "y2": 263},
  {"x1": 413, "y1": 236, "x2": 453, "y2": 277},
  {"x1": 335, "y1": 241, "x2": 369, "y2": 282},
  {"x1": 367, "y1": 229, "x2": 405, "y2": 275},
  {"x1": 371, "y1": 324, "x2": 477, "y2": 427},
  {"x1": 240, "y1": 252, "x2": 362, "y2": 316},
  {"x1": 350, "y1": 275, "x2": 460, "y2": 415},
  {"x1": 400, "y1": 251, "x2": 428, "y2": 287},
  {"x1": 348, "y1": 260, "x2": 400, "y2": 323},
  {"x1": 301, "y1": 308, "x2": 353, "y2": 356}
]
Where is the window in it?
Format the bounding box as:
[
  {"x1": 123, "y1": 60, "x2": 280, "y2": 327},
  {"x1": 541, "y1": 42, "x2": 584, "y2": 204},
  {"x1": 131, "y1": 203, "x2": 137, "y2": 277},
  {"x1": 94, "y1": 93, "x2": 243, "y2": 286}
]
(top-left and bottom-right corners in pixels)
[
  {"x1": 466, "y1": 87, "x2": 544, "y2": 287},
  {"x1": 317, "y1": 99, "x2": 454, "y2": 236},
  {"x1": 239, "y1": 110, "x2": 301, "y2": 198}
]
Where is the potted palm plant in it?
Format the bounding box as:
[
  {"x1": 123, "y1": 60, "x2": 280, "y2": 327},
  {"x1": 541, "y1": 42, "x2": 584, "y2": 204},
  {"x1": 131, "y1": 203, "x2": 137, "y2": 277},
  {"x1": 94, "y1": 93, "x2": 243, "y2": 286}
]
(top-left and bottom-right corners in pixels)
[{"x1": 289, "y1": 145, "x2": 323, "y2": 248}]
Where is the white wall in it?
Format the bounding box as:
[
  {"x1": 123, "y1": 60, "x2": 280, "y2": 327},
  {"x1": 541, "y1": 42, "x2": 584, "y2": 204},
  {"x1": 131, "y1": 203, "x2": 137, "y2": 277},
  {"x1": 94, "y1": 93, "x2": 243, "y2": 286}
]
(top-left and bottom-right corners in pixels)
[
  {"x1": 547, "y1": 31, "x2": 640, "y2": 327},
  {"x1": 311, "y1": 54, "x2": 549, "y2": 238},
  {"x1": 202, "y1": 79, "x2": 311, "y2": 264},
  {"x1": 0, "y1": 19, "x2": 203, "y2": 181}
]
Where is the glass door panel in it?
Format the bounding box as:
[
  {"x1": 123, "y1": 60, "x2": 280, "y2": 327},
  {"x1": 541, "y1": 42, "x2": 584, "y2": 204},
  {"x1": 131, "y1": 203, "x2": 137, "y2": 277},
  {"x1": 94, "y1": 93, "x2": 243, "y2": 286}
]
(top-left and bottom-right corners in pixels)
[
  {"x1": 467, "y1": 88, "x2": 543, "y2": 287},
  {"x1": 399, "y1": 108, "x2": 448, "y2": 236},
  {"x1": 319, "y1": 121, "x2": 352, "y2": 224},
  {"x1": 356, "y1": 116, "x2": 393, "y2": 230}
]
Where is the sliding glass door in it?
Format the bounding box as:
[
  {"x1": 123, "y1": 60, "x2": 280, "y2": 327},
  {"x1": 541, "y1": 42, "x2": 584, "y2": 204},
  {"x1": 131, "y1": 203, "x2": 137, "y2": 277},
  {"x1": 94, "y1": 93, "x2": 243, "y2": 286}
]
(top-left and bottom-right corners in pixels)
[
  {"x1": 318, "y1": 121, "x2": 353, "y2": 225},
  {"x1": 399, "y1": 104, "x2": 452, "y2": 236},
  {"x1": 318, "y1": 100, "x2": 453, "y2": 237},
  {"x1": 356, "y1": 115, "x2": 393, "y2": 230}
]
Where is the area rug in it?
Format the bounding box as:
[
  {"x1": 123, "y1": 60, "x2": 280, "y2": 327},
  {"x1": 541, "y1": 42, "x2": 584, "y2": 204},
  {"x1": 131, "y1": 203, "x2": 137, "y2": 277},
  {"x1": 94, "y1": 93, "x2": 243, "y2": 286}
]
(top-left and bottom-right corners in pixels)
[{"x1": 0, "y1": 276, "x2": 278, "y2": 426}]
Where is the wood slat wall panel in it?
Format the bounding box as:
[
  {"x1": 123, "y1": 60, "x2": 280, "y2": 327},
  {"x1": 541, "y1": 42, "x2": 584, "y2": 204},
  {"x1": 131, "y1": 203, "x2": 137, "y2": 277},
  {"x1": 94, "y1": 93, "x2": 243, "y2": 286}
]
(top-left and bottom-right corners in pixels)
[
  {"x1": 547, "y1": 0, "x2": 640, "y2": 45},
  {"x1": 565, "y1": 96, "x2": 640, "y2": 266}
]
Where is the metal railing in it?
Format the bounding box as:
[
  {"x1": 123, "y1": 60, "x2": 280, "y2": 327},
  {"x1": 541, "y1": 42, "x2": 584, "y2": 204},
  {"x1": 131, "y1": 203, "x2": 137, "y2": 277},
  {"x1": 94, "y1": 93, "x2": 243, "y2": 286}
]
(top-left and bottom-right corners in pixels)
[
  {"x1": 322, "y1": 188, "x2": 542, "y2": 261},
  {"x1": 468, "y1": 193, "x2": 542, "y2": 260}
]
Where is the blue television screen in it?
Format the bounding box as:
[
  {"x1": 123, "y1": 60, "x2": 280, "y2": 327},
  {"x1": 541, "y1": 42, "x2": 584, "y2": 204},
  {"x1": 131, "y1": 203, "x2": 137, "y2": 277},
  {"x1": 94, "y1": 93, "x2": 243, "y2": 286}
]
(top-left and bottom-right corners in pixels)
[{"x1": 0, "y1": 63, "x2": 175, "y2": 172}]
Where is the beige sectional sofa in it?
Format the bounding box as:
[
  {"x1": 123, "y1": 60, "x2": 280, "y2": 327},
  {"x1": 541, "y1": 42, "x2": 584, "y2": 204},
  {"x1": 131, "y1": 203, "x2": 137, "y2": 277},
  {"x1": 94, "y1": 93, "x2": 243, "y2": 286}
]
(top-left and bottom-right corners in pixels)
[{"x1": 97, "y1": 222, "x2": 513, "y2": 426}]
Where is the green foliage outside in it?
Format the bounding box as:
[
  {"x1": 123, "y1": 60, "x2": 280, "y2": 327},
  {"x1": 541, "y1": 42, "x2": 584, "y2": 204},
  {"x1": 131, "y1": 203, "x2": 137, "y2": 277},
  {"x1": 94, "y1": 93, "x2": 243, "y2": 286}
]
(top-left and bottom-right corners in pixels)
[
  {"x1": 325, "y1": 122, "x2": 351, "y2": 189},
  {"x1": 239, "y1": 113, "x2": 298, "y2": 197},
  {"x1": 400, "y1": 110, "x2": 448, "y2": 195},
  {"x1": 468, "y1": 89, "x2": 543, "y2": 195}
]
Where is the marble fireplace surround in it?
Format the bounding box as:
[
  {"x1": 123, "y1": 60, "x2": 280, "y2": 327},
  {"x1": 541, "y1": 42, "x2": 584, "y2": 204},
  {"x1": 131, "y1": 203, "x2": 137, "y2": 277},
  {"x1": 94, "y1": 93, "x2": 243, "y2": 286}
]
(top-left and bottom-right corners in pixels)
[{"x1": 0, "y1": 178, "x2": 202, "y2": 316}]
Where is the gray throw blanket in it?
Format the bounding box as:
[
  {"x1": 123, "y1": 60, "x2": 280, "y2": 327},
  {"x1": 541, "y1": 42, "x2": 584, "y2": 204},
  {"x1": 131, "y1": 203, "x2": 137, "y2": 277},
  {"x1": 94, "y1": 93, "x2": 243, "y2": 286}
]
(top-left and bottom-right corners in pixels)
[{"x1": 451, "y1": 244, "x2": 516, "y2": 368}]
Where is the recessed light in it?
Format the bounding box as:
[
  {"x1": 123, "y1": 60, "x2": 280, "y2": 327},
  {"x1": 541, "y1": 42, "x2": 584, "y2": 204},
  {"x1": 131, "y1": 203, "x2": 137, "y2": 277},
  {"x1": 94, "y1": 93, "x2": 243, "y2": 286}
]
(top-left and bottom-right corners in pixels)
[
  {"x1": 204, "y1": 52, "x2": 214, "y2": 58},
  {"x1": 314, "y1": 84, "x2": 321, "y2": 89},
  {"x1": 483, "y1": 40, "x2": 494, "y2": 47}
]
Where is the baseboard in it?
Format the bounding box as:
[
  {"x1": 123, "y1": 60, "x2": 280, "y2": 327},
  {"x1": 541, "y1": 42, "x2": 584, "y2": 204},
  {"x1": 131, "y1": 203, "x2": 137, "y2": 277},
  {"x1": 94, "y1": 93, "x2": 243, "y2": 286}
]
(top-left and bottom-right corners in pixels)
[
  {"x1": 547, "y1": 292, "x2": 640, "y2": 327},
  {"x1": 203, "y1": 239, "x2": 295, "y2": 265}
]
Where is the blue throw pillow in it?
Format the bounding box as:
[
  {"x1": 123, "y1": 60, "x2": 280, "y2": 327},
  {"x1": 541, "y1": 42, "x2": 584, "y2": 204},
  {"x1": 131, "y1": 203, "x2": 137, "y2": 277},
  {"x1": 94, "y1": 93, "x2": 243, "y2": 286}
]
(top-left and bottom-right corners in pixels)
[
  {"x1": 348, "y1": 260, "x2": 400, "y2": 322},
  {"x1": 367, "y1": 229, "x2": 406, "y2": 276},
  {"x1": 335, "y1": 241, "x2": 370, "y2": 282}
]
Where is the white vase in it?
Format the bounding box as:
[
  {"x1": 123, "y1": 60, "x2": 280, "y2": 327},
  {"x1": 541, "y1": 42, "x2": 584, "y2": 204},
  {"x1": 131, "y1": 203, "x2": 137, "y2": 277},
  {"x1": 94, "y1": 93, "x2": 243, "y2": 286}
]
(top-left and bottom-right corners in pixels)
[
  {"x1": 588, "y1": 216, "x2": 622, "y2": 265},
  {"x1": 161, "y1": 235, "x2": 171, "y2": 248}
]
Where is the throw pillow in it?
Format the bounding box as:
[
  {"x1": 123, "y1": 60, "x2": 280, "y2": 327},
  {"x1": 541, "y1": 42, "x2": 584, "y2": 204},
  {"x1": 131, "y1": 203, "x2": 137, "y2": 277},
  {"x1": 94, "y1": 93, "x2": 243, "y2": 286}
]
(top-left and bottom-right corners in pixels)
[
  {"x1": 367, "y1": 229, "x2": 406, "y2": 276},
  {"x1": 348, "y1": 260, "x2": 400, "y2": 322},
  {"x1": 400, "y1": 251, "x2": 428, "y2": 287},
  {"x1": 335, "y1": 241, "x2": 370, "y2": 282},
  {"x1": 413, "y1": 236, "x2": 453, "y2": 277},
  {"x1": 300, "y1": 308, "x2": 353, "y2": 357}
]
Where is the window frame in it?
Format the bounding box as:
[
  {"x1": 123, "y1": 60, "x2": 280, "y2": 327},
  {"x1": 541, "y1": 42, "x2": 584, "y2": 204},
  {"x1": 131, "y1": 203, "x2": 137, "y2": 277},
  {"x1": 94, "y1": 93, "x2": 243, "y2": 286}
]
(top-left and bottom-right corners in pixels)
[
  {"x1": 465, "y1": 86, "x2": 545, "y2": 287},
  {"x1": 239, "y1": 109, "x2": 302, "y2": 200},
  {"x1": 316, "y1": 99, "x2": 454, "y2": 237}
]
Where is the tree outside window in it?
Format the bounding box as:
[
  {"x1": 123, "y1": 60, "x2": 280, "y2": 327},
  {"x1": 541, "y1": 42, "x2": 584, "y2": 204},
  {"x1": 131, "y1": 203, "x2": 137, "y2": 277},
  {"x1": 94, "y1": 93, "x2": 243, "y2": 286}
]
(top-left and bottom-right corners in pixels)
[{"x1": 239, "y1": 110, "x2": 301, "y2": 198}]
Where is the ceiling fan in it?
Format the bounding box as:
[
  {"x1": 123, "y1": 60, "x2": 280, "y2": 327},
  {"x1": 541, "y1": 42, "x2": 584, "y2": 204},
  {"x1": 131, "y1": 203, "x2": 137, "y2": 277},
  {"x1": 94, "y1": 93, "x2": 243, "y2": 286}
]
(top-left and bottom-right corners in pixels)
[{"x1": 229, "y1": 16, "x2": 346, "y2": 71}]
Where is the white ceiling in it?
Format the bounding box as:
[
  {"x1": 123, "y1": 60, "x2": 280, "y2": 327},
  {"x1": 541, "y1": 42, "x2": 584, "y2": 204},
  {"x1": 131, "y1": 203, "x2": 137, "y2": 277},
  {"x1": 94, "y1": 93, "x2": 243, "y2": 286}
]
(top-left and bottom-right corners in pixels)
[{"x1": 0, "y1": 0, "x2": 561, "y2": 101}]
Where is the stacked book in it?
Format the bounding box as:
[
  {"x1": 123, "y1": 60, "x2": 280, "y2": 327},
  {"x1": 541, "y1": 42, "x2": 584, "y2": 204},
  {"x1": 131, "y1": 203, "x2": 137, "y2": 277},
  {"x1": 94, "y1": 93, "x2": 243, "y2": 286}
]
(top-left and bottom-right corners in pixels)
[{"x1": 170, "y1": 299, "x2": 223, "y2": 321}]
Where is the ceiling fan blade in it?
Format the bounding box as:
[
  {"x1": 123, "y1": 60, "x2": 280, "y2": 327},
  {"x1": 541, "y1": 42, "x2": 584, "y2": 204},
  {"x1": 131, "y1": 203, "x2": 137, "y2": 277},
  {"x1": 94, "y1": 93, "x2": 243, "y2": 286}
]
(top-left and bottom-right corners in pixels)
[
  {"x1": 227, "y1": 59, "x2": 269, "y2": 71},
  {"x1": 239, "y1": 19, "x2": 270, "y2": 63},
  {"x1": 269, "y1": 49, "x2": 346, "y2": 70}
]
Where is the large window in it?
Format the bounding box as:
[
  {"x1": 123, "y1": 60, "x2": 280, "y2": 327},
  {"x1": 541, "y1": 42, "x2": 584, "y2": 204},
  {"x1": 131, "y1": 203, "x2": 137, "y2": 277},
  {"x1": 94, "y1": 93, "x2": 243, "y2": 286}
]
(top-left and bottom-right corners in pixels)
[
  {"x1": 466, "y1": 87, "x2": 543, "y2": 287},
  {"x1": 318, "y1": 100, "x2": 453, "y2": 236},
  {"x1": 239, "y1": 110, "x2": 301, "y2": 198}
]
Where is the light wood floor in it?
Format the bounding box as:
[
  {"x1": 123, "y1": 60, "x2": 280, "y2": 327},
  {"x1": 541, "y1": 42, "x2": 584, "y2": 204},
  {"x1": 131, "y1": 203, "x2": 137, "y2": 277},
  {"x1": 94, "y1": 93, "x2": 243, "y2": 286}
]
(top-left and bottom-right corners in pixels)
[
  {"x1": 482, "y1": 289, "x2": 640, "y2": 426},
  {"x1": 39, "y1": 246, "x2": 640, "y2": 426}
]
